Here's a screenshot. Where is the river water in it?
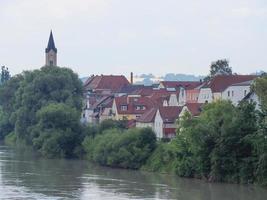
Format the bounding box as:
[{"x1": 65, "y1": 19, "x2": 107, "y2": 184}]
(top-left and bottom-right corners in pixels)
[{"x1": 0, "y1": 145, "x2": 266, "y2": 200}]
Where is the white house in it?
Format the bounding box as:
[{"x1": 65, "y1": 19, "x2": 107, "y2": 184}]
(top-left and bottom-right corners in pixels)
[
  {"x1": 198, "y1": 75, "x2": 257, "y2": 104},
  {"x1": 222, "y1": 80, "x2": 252, "y2": 105},
  {"x1": 154, "y1": 106, "x2": 182, "y2": 139},
  {"x1": 136, "y1": 108, "x2": 157, "y2": 130}
]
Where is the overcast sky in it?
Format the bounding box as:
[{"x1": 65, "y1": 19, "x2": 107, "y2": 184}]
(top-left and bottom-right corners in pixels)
[{"x1": 0, "y1": 0, "x2": 266, "y2": 77}]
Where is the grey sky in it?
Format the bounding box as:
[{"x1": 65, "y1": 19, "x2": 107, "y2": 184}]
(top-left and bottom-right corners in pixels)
[{"x1": 0, "y1": 0, "x2": 266, "y2": 77}]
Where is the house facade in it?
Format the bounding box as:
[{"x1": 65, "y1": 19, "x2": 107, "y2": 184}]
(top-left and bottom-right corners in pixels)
[
  {"x1": 198, "y1": 75, "x2": 256, "y2": 104},
  {"x1": 112, "y1": 95, "x2": 156, "y2": 120},
  {"x1": 154, "y1": 106, "x2": 182, "y2": 139}
]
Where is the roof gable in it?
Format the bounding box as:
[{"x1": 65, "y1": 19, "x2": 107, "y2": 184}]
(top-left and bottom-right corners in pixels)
[
  {"x1": 204, "y1": 75, "x2": 257, "y2": 93},
  {"x1": 84, "y1": 75, "x2": 130, "y2": 92},
  {"x1": 158, "y1": 106, "x2": 183, "y2": 123},
  {"x1": 115, "y1": 95, "x2": 156, "y2": 115},
  {"x1": 136, "y1": 108, "x2": 157, "y2": 123}
]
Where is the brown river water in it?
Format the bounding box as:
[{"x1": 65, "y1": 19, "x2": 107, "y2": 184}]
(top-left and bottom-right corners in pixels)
[{"x1": 0, "y1": 145, "x2": 266, "y2": 200}]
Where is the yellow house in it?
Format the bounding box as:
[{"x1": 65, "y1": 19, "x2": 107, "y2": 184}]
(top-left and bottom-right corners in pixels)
[{"x1": 112, "y1": 95, "x2": 156, "y2": 121}]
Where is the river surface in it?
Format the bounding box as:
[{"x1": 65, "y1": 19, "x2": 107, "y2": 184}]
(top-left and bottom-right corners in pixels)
[{"x1": 0, "y1": 145, "x2": 266, "y2": 200}]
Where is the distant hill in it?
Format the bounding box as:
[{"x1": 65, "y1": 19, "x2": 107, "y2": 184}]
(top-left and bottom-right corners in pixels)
[
  {"x1": 80, "y1": 73, "x2": 205, "y2": 86},
  {"x1": 162, "y1": 73, "x2": 205, "y2": 81},
  {"x1": 134, "y1": 73, "x2": 204, "y2": 85}
]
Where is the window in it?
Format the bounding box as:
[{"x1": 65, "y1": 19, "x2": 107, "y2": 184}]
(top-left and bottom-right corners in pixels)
[
  {"x1": 49, "y1": 60, "x2": 53, "y2": 66},
  {"x1": 244, "y1": 90, "x2": 247, "y2": 96},
  {"x1": 228, "y1": 91, "x2": 230, "y2": 97},
  {"x1": 136, "y1": 105, "x2": 146, "y2": 110},
  {"x1": 121, "y1": 105, "x2": 127, "y2": 111},
  {"x1": 232, "y1": 91, "x2": 234, "y2": 97}
]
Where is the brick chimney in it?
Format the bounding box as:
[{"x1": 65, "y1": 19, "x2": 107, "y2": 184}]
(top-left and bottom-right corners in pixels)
[{"x1": 130, "y1": 72, "x2": 133, "y2": 84}]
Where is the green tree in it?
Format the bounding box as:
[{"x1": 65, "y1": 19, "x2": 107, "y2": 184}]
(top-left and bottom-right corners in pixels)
[
  {"x1": 0, "y1": 75, "x2": 23, "y2": 139},
  {"x1": 252, "y1": 75, "x2": 267, "y2": 185},
  {"x1": 0, "y1": 65, "x2": 84, "y2": 158},
  {"x1": 205, "y1": 59, "x2": 232, "y2": 81},
  {"x1": 32, "y1": 103, "x2": 83, "y2": 158},
  {"x1": 1, "y1": 66, "x2": 11, "y2": 84},
  {"x1": 254, "y1": 75, "x2": 267, "y2": 110}
]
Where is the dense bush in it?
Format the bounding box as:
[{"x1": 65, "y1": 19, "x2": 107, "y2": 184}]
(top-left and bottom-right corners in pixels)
[
  {"x1": 83, "y1": 128, "x2": 156, "y2": 169},
  {"x1": 143, "y1": 100, "x2": 267, "y2": 185}
]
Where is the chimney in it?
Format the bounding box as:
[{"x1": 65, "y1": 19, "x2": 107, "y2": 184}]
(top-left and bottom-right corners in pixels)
[{"x1": 130, "y1": 72, "x2": 133, "y2": 84}]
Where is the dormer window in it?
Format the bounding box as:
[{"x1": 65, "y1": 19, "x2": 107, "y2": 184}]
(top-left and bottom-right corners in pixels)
[
  {"x1": 136, "y1": 105, "x2": 145, "y2": 110},
  {"x1": 121, "y1": 105, "x2": 128, "y2": 111}
]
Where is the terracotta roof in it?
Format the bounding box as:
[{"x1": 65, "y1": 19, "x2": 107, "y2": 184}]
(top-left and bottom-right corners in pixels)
[
  {"x1": 148, "y1": 89, "x2": 179, "y2": 107},
  {"x1": 158, "y1": 106, "x2": 183, "y2": 123},
  {"x1": 92, "y1": 95, "x2": 114, "y2": 110},
  {"x1": 118, "y1": 85, "x2": 155, "y2": 96},
  {"x1": 118, "y1": 85, "x2": 145, "y2": 94},
  {"x1": 84, "y1": 75, "x2": 130, "y2": 92},
  {"x1": 114, "y1": 95, "x2": 156, "y2": 115},
  {"x1": 204, "y1": 75, "x2": 257, "y2": 93},
  {"x1": 185, "y1": 103, "x2": 203, "y2": 116},
  {"x1": 160, "y1": 81, "x2": 201, "y2": 89},
  {"x1": 136, "y1": 108, "x2": 157, "y2": 123},
  {"x1": 231, "y1": 80, "x2": 254, "y2": 86},
  {"x1": 135, "y1": 87, "x2": 155, "y2": 96}
]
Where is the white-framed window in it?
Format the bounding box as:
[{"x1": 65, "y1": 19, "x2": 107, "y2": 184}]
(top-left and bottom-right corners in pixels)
[
  {"x1": 232, "y1": 91, "x2": 234, "y2": 97},
  {"x1": 244, "y1": 90, "x2": 247, "y2": 96},
  {"x1": 121, "y1": 105, "x2": 128, "y2": 111},
  {"x1": 228, "y1": 91, "x2": 230, "y2": 97}
]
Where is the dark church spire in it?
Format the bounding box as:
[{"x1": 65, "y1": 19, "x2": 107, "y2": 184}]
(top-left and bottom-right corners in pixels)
[{"x1": 45, "y1": 30, "x2": 57, "y2": 53}]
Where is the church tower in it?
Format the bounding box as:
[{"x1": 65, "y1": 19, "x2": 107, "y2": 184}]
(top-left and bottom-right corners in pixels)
[{"x1": 45, "y1": 31, "x2": 57, "y2": 66}]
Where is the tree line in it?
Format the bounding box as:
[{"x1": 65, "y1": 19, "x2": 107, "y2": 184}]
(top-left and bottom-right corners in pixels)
[{"x1": 0, "y1": 63, "x2": 266, "y2": 186}]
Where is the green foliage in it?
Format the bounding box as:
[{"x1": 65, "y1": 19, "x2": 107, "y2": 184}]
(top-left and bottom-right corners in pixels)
[
  {"x1": 0, "y1": 75, "x2": 23, "y2": 139},
  {"x1": 4, "y1": 132, "x2": 17, "y2": 145},
  {"x1": 0, "y1": 66, "x2": 11, "y2": 84},
  {"x1": 98, "y1": 119, "x2": 127, "y2": 133},
  {"x1": 254, "y1": 75, "x2": 267, "y2": 110},
  {"x1": 205, "y1": 59, "x2": 232, "y2": 81},
  {"x1": 253, "y1": 75, "x2": 267, "y2": 185},
  {"x1": 83, "y1": 128, "x2": 156, "y2": 169},
  {"x1": 144, "y1": 100, "x2": 266, "y2": 185},
  {"x1": 0, "y1": 66, "x2": 84, "y2": 158},
  {"x1": 31, "y1": 103, "x2": 83, "y2": 158}
]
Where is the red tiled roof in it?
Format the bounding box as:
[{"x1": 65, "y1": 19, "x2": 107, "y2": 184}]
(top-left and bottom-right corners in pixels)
[
  {"x1": 160, "y1": 81, "x2": 201, "y2": 89},
  {"x1": 135, "y1": 87, "x2": 155, "y2": 96},
  {"x1": 114, "y1": 96, "x2": 156, "y2": 115},
  {"x1": 185, "y1": 103, "x2": 203, "y2": 116},
  {"x1": 204, "y1": 75, "x2": 257, "y2": 93},
  {"x1": 136, "y1": 108, "x2": 157, "y2": 123},
  {"x1": 159, "y1": 106, "x2": 183, "y2": 123},
  {"x1": 84, "y1": 75, "x2": 130, "y2": 92},
  {"x1": 92, "y1": 95, "x2": 114, "y2": 110},
  {"x1": 148, "y1": 89, "x2": 179, "y2": 107}
]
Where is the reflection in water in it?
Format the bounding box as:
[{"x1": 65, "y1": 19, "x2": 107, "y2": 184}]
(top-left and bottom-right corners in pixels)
[{"x1": 0, "y1": 145, "x2": 266, "y2": 200}]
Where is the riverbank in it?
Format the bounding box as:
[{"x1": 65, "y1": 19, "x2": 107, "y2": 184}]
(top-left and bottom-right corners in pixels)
[{"x1": 0, "y1": 66, "x2": 266, "y2": 187}]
